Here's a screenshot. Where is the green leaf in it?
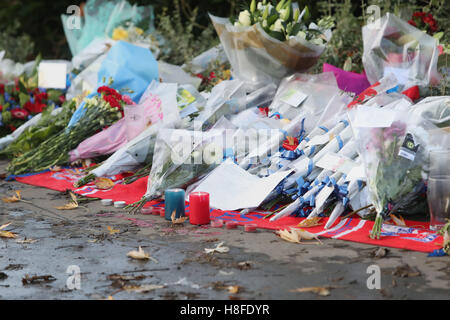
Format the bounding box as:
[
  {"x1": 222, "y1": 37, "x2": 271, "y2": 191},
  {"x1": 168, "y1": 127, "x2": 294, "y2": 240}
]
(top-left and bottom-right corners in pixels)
[{"x1": 19, "y1": 92, "x2": 30, "y2": 106}]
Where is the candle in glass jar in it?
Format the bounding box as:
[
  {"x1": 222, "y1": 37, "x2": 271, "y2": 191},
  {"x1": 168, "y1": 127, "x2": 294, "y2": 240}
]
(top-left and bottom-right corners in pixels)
[
  {"x1": 189, "y1": 192, "x2": 210, "y2": 225},
  {"x1": 164, "y1": 188, "x2": 186, "y2": 221}
]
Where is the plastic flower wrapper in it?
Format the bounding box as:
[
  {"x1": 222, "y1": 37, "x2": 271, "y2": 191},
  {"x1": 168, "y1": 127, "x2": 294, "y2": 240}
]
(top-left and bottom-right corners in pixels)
[
  {"x1": 210, "y1": 0, "x2": 333, "y2": 90},
  {"x1": 61, "y1": 0, "x2": 156, "y2": 57},
  {"x1": 127, "y1": 118, "x2": 241, "y2": 214},
  {"x1": 268, "y1": 72, "x2": 340, "y2": 121},
  {"x1": 410, "y1": 96, "x2": 450, "y2": 128},
  {"x1": 349, "y1": 105, "x2": 450, "y2": 239},
  {"x1": 7, "y1": 86, "x2": 126, "y2": 175},
  {"x1": 73, "y1": 81, "x2": 188, "y2": 187},
  {"x1": 362, "y1": 13, "x2": 440, "y2": 89}
]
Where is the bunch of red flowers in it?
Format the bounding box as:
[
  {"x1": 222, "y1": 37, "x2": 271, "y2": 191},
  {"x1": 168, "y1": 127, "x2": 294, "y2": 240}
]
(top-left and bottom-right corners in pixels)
[
  {"x1": 97, "y1": 86, "x2": 124, "y2": 110},
  {"x1": 408, "y1": 11, "x2": 438, "y2": 34}
]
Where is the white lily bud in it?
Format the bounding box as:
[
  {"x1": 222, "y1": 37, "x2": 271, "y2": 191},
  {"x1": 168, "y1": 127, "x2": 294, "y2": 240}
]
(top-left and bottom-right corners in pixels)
[
  {"x1": 296, "y1": 30, "x2": 306, "y2": 39},
  {"x1": 270, "y1": 19, "x2": 284, "y2": 32},
  {"x1": 238, "y1": 10, "x2": 252, "y2": 27}
]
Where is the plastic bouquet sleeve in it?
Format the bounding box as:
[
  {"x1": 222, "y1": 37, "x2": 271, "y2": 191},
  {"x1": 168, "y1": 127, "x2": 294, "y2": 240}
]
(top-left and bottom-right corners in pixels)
[
  {"x1": 362, "y1": 13, "x2": 440, "y2": 89},
  {"x1": 61, "y1": 0, "x2": 155, "y2": 57},
  {"x1": 348, "y1": 105, "x2": 449, "y2": 237},
  {"x1": 210, "y1": 14, "x2": 329, "y2": 90}
]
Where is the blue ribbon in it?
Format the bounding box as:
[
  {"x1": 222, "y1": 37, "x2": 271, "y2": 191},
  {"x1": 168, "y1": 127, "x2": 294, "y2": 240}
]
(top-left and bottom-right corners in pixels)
[
  {"x1": 336, "y1": 135, "x2": 344, "y2": 150},
  {"x1": 319, "y1": 126, "x2": 328, "y2": 132}
]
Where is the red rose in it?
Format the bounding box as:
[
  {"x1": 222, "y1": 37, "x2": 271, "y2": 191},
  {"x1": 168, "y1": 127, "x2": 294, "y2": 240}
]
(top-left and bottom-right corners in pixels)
[
  {"x1": 408, "y1": 19, "x2": 416, "y2": 27},
  {"x1": 0, "y1": 84, "x2": 4, "y2": 95},
  {"x1": 23, "y1": 101, "x2": 46, "y2": 114},
  {"x1": 11, "y1": 108, "x2": 29, "y2": 120},
  {"x1": 412, "y1": 12, "x2": 426, "y2": 18},
  {"x1": 0, "y1": 105, "x2": 3, "y2": 112},
  {"x1": 59, "y1": 95, "x2": 65, "y2": 104}
]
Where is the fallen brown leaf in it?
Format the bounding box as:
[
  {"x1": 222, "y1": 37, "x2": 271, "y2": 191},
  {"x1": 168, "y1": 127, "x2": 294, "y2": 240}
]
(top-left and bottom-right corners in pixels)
[
  {"x1": 49, "y1": 166, "x2": 62, "y2": 172},
  {"x1": 16, "y1": 238, "x2": 38, "y2": 244},
  {"x1": 55, "y1": 192, "x2": 78, "y2": 210},
  {"x1": 276, "y1": 228, "x2": 322, "y2": 244},
  {"x1": 22, "y1": 274, "x2": 56, "y2": 285},
  {"x1": 122, "y1": 284, "x2": 164, "y2": 293},
  {"x1": 290, "y1": 286, "x2": 330, "y2": 296},
  {"x1": 95, "y1": 177, "x2": 115, "y2": 190},
  {"x1": 390, "y1": 214, "x2": 406, "y2": 226},
  {"x1": 297, "y1": 217, "x2": 323, "y2": 228},
  {"x1": 0, "y1": 222, "x2": 17, "y2": 238},
  {"x1": 2, "y1": 190, "x2": 21, "y2": 203},
  {"x1": 171, "y1": 210, "x2": 188, "y2": 225},
  {"x1": 227, "y1": 285, "x2": 240, "y2": 294},
  {"x1": 107, "y1": 226, "x2": 120, "y2": 235},
  {"x1": 127, "y1": 247, "x2": 158, "y2": 263}
]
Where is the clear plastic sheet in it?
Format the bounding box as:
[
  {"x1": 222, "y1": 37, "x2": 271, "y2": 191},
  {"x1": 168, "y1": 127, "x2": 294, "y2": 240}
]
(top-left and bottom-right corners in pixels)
[
  {"x1": 210, "y1": 14, "x2": 329, "y2": 90},
  {"x1": 349, "y1": 105, "x2": 449, "y2": 219},
  {"x1": 61, "y1": 0, "x2": 155, "y2": 57},
  {"x1": 269, "y1": 72, "x2": 340, "y2": 121},
  {"x1": 362, "y1": 13, "x2": 440, "y2": 88},
  {"x1": 411, "y1": 96, "x2": 450, "y2": 128}
]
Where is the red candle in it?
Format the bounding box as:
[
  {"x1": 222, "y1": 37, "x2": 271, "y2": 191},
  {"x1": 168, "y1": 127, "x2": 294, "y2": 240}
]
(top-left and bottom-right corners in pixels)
[{"x1": 189, "y1": 192, "x2": 210, "y2": 225}]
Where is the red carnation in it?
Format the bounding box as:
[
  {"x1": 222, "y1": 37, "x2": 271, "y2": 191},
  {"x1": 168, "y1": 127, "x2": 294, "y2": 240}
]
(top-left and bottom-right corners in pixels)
[
  {"x1": 11, "y1": 108, "x2": 29, "y2": 120},
  {"x1": 103, "y1": 95, "x2": 121, "y2": 109},
  {"x1": 0, "y1": 84, "x2": 4, "y2": 95}
]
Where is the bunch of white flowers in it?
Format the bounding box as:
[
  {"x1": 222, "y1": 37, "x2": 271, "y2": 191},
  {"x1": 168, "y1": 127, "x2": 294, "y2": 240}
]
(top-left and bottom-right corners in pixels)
[{"x1": 231, "y1": 0, "x2": 334, "y2": 45}]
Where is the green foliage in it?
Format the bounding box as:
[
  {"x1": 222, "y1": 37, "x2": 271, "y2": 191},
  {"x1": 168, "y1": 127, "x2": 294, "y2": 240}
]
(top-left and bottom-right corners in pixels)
[
  {"x1": 0, "y1": 20, "x2": 34, "y2": 62},
  {"x1": 156, "y1": 0, "x2": 220, "y2": 65}
]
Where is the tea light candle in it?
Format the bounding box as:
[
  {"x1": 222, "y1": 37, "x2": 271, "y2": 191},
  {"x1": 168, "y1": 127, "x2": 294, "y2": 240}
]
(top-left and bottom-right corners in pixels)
[
  {"x1": 211, "y1": 219, "x2": 224, "y2": 228},
  {"x1": 189, "y1": 192, "x2": 210, "y2": 225},
  {"x1": 164, "y1": 188, "x2": 186, "y2": 221},
  {"x1": 225, "y1": 221, "x2": 238, "y2": 229}
]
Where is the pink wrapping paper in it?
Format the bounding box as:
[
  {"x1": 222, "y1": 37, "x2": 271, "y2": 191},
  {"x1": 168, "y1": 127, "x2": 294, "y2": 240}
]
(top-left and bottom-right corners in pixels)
[
  {"x1": 69, "y1": 118, "x2": 128, "y2": 162},
  {"x1": 323, "y1": 63, "x2": 371, "y2": 95},
  {"x1": 69, "y1": 95, "x2": 162, "y2": 162}
]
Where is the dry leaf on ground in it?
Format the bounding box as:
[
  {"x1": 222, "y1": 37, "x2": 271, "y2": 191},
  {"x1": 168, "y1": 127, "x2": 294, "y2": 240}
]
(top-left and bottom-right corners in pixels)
[
  {"x1": 55, "y1": 192, "x2": 78, "y2": 210},
  {"x1": 276, "y1": 228, "x2": 322, "y2": 244},
  {"x1": 127, "y1": 246, "x2": 158, "y2": 263},
  {"x1": 390, "y1": 214, "x2": 406, "y2": 226},
  {"x1": 290, "y1": 286, "x2": 331, "y2": 296},
  {"x1": 297, "y1": 217, "x2": 323, "y2": 228},
  {"x1": 16, "y1": 238, "x2": 38, "y2": 244},
  {"x1": 227, "y1": 285, "x2": 240, "y2": 294},
  {"x1": 49, "y1": 166, "x2": 62, "y2": 172},
  {"x1": 2, "y1": 191, "x2": 21, "y2": 203},
  {"x1": 0, "y1": 222, "x2": 17, "y2": 238},
  {"x1": 95, "y1": 177, "x2": 115, "y2": 190},
  {"x1": 205, "y1": 242, "x2": 230, "y2": 254},
  {"x1": 171, "y1": 210, "x2": 188, "y2": 224},
  {"x1": 107, "y1": 226, "x2": 120, "y2": 235},
  {"x1": 122, "y1": 284, "x2": 164, "y2": 293}
]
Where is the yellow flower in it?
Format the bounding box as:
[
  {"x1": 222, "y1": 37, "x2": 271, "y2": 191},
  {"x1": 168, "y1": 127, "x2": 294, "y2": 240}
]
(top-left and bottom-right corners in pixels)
[
  {"x1": 112, "y1": 27, "x2": 129, "y2": 41},
  {"x1": 134, "y1": 27, "x2": 144, "y2": 35}
]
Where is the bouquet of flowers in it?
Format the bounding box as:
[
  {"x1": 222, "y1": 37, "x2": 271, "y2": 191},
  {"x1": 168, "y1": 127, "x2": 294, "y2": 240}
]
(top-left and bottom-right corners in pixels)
[
  {"x1": 127, "y1": 119, "x2": 239, "y2": 214},
  {"x1": 0, "y1": 100, "x2": 76, "y2": 158},
  {"x1": 349, "y1": 106, "x2": 449, "y2": 239},
  {"x1": 362, "y1": 13, "x2": 440, "y2": 88},
  {"x1": 0, "y1": 57, "x2": 66, "y2": 138},
  {"x1": 210, "y1": 0, "x2": 333, "y2": 89},
  {"x1": 7, "y1": 85, "x2": 126, "y2": 175}
]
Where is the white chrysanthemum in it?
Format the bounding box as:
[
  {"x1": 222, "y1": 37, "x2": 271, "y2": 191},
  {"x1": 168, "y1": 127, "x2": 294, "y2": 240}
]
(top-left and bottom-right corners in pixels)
[{"x1": 238, "y1": 10, "x2": 252, "y2": 27}]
